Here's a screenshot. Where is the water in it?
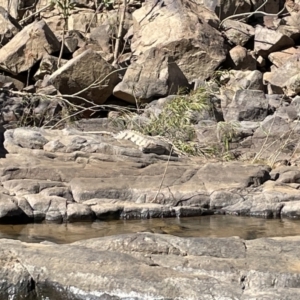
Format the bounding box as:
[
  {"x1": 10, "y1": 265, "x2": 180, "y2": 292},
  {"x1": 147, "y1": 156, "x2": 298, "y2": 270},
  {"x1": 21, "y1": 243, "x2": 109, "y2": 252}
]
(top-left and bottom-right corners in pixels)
[{"x1": 1, "y1": 215, "x2": 300, "y2": 244}]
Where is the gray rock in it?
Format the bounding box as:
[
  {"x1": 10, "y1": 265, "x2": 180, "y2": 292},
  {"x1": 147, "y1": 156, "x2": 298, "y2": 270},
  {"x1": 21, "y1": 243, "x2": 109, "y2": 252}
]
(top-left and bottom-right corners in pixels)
[
  {"x1": 1, "y1": 233, "x2": 300, "y2": 299},
  {"x1": 222, "y1": 20, "x2": 255, "y2": 46},
  {"x1": 224, "y1": 90, "x2": 268, "y2": 122}
]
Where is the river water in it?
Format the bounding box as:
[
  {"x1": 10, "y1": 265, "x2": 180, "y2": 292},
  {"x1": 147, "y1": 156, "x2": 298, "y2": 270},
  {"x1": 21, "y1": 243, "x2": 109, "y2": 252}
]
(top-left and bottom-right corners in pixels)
[{"x1": 1, "y1": 215, "x2": 300, "y2": 243}]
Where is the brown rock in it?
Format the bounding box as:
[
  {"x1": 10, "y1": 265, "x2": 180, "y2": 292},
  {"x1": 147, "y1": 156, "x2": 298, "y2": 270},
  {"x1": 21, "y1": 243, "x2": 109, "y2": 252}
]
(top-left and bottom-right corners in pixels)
[
  {"x1": 222, "y1": 20, "x2": 255, "y2": 46},
  {"x1": 45, "y1": 49, "x2": 120, "y2": 105},
  {"x1": 0, "y1": 20, "x2": 60, "y2": 75},
  {"x1": 229, "y1": 46, "x2": 256, "y2": 70},
  {"x1": 113, "y1": 48, "x2": 190, "y2": 103},
  {"x1": 254, "y1": 25, "x2": 295, "y2": 57},
  {"x1": 131, "y1": 0, "x2": 226, "y2": 81},
  {"x1": 265, "y1": 54, "x2": 300, "y2": 95},
  {"x1": 268, "y1": 47, "x2": 299, "y2": 67}
]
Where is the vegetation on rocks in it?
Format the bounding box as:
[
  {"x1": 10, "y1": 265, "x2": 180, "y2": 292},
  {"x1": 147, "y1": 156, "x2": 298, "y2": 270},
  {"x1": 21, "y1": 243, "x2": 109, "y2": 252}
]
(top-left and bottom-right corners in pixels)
[{"x1": 0, "y1": 0, "x2": 300, "y2": 164}]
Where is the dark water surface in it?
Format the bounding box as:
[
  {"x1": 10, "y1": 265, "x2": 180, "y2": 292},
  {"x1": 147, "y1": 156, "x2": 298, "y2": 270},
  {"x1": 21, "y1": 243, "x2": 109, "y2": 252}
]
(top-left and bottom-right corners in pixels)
[{"x1": 1, "y1": 215, "x2": 300, "y2": 244}]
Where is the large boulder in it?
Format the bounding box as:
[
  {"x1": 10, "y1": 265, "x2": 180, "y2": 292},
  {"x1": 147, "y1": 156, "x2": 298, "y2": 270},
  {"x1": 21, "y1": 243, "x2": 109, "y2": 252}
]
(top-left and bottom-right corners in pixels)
[
  {"x1": 45, "y1": 49, "x2": 120, "y2": 104},
  {"x1": 131, "y1": 0, "x2": 226, "y2": 81},
  {"x1": 254, "y1": 25, "x2": 295, "y2": 57},
  {"x1": 265, "y1": 54, "x2": 300, "y2": 96},
  {"x1": 0, "y1": 20, "x2": 60, "y2": 75},
  {"x1": 113, "y1": 48, "x2": 190, "y2": 103}
]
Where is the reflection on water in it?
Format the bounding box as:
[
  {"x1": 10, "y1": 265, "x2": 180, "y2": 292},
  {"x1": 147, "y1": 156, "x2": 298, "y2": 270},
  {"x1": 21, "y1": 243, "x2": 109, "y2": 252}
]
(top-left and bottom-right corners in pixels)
[{"x1": 1, "y1": 215, "x2": 300, "y2": 244}]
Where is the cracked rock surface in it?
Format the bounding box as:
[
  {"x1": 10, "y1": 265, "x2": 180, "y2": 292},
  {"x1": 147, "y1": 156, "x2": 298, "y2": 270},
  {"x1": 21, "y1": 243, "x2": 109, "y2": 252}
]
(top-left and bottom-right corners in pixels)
[
  {"x1": 1, "y1": 127, "x2": 300, "y2": 222},
  {"x1": 1, "y1": 233, "x2": 300, "y2": 299}
]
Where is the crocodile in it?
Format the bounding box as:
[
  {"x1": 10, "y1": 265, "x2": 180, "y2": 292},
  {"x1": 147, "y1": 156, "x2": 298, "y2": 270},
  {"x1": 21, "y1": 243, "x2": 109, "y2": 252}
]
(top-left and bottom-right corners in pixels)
[
  {"x1": 84, "y1": 129, "x2": 179, "y2": 156},
  {"x1": 113, "y1": 130, "x2": 178, "y2": 156}
]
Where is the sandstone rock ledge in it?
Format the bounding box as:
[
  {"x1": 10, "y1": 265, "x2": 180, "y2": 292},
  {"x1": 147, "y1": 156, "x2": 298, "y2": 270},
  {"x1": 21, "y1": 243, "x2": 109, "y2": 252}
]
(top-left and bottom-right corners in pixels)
[
  {"x1": 1, "y1": 127, "x2": 300, "y2": 223},
  {"x1": 1, "y1": 233, "x2": 300, "y2": 299}
]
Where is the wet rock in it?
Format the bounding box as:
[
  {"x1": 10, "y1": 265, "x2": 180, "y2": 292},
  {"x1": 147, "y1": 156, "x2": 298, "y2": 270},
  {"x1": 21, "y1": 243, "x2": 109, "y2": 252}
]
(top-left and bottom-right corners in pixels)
[{"x1": 67, "y1": 203, "x2": 95, "y2": 222}]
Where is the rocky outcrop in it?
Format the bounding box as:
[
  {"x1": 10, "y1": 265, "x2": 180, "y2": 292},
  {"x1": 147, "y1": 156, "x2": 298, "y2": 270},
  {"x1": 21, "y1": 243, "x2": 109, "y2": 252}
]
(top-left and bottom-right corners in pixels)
[
  {"x1": 45, "y1": 49, "x2": 120, "y2": 104},
  {"x1": 2, "y1": 233, "x2": 300, "y2": 299},
  {"x1": 113, "y1": 48, "x2": 190, "y2": 103},
  {"x1": 131, "y1": 0, "x2": 226, "y2": 81},
  {"x1": 0, "y1": 20, "x2": 60, "y2": 75},
  {"x1": 3, "y1": 126, "x2": 300, "y2": 222}
]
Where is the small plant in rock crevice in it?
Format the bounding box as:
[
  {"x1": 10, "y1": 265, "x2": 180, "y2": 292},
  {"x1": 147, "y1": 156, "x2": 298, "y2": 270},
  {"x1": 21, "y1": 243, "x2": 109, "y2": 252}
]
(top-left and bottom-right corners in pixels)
[
  {"x1": 216, "y1": 120, "x2": 240, "y2": 160},
  {"x1": 51, "y1": 0, "x2": 75, "y2": 67},
  {"x1": 120, "y1": 88, "x2": 214, "y2": 155}
]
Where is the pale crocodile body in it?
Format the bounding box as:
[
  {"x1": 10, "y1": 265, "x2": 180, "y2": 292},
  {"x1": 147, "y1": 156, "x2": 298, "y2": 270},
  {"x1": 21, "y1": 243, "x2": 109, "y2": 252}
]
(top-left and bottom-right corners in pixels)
[
  {"x1": 114, "y1": 130, "x2": 177, "y2": 156},
  {"x1": 83, "y1": 129, "x2": 179, "y2": 156}
]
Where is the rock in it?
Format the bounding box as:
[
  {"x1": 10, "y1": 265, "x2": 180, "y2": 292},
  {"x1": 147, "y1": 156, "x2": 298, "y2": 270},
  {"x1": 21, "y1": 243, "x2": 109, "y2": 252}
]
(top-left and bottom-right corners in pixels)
[
  {"x1": 277, "y1": 24, "x2": 300, "y2": 41},
  {"x1": 194, "y1": 120, "x2": 219, "y2": 148},
  {"x1": 223, "y1": 180, "x2": 300, "y2": 218},
  {"x1": 4, "y1": 128, "x2": 49, "y2": 151},
  {"x1": 0, "y1": 20, "x2": 60, "y2": 75},
  {"x1": 253, "y1": 0, "x2": 281, "y2": 14},
  {"x1": 0, "y1": 248, "x2": 36, "y2": 299},
  {"x1": 265, "y1": 54, "x2": 300, "y2": 96},
  {"x1": 0, "y1": 193, "x2": 25, "y2": 222},
  {"x1": 281, "y1": 201, "x2": 300, "y2": 218},
  {"x1": 45, "y1": 49, "x2": 120, "y2": 105},
  {"x1": 114, "y1": 48, "x2": 189, "y2": 103},
  {"x1": 221, "y1": 70, "x2": 264, "y2": 92},
  {"x1": 2, "y1": 233, "x2": 300, "y2": 299},
  {"x1": 249, "y1": 115, "x2": 300, "y2": 162},
  {"x1": 217, "y1": 0, "x2": 252, "y2": 20},
  {"x1": 228, "y1": 46, "x2": 257, "y2": 70},
  {"x1": 131, "y1": 0, "x2": 226, "y2": 81},
  {"x1": 89, "y1": 9, "x2": 132, "y2": 55},
  {"x1": 224, "y1": 90, "x2": 268, "y2": 122},
  {"x1": 34, "y1": 54, "x2": 67, "y2": 81},
  {"x1": 268, "y1": 47, "x2": 299, "y2": 68},
  {"x1": 67, "y1": 8, "x2": 101, "y2": 32},
  {"x1": 0, "y1": 0, "x2": 18, "y2": 18},
  {"x1": 270, "y1": 166, "x2": 300, "y2": 183},
  {"x1": 66, "y1": 203, "x2": 95, "y2": 222},
  {"x1": 5, "y1": 127, "x2": 300, "y2": 221},
  {"x1": 222, "y1": 20, "x2": 255, "y2": 46},
  {"x1": 254, "y1": 25, "x2": 295, "y2": 57},
  {"x1": 0, "y1": 7, "x2": 21, "y2": 46},
  {"x1": 283, "y1": 73, "x2": 300, "y2": 97},
  {"x1": 0, "y1": 74, "x2": 24, "y2": 90}
]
